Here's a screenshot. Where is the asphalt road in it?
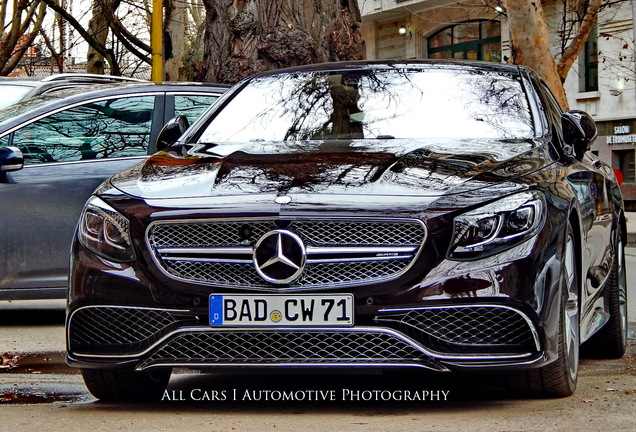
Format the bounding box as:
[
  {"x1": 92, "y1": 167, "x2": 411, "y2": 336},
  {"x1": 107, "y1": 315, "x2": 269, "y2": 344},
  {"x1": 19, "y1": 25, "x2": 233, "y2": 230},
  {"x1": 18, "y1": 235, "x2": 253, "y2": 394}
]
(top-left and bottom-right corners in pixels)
[{"x1": 0, "y1": 338, "x2": 634, "y2": 431}]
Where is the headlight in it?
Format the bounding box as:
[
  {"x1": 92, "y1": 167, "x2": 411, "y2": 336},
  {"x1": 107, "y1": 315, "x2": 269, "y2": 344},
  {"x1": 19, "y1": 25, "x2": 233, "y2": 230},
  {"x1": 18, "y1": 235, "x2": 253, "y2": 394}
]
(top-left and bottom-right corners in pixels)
[
  {"x1": 78, "y1": 196, "x2": 136, "y2": 262},
  {"x1": 449, "y1": 191, "x2": 545, "y2": 259}
]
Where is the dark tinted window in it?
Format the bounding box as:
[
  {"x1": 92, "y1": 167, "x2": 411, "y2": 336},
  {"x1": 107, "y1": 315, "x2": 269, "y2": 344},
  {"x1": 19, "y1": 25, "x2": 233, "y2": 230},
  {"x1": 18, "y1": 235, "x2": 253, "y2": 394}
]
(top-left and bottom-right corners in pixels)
[
  {"x1": 197, "y1": 68, "x2": 534, "y2": 143},
  {"x1": 174, "y1": 94, "x2": 219, "y2": 126},
  {"x1": 5, "y1": 95, "x2": 155, "y2": 165}
]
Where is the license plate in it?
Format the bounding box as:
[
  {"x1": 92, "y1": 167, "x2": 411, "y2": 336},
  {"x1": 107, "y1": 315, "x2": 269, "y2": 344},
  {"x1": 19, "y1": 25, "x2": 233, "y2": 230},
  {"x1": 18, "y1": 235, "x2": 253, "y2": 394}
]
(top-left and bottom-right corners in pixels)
[{"x1": 209, "y1": 294, "x2": 354, "y2": 327}]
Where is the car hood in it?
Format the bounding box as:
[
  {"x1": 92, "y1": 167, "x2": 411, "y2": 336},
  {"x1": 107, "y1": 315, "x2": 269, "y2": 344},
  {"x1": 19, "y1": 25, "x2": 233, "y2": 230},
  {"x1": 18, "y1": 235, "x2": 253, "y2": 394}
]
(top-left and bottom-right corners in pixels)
[{"x1": 108, "y1": 139, "x2": 551, "y2": 200}]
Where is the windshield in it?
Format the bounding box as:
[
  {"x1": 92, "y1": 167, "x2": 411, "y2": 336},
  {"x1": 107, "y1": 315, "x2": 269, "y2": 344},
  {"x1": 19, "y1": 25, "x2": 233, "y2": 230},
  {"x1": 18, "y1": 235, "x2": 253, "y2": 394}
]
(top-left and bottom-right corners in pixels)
[
  {"x1": 0, "y1": 84, "x2": 34, "y2": 110},
  {"x1": 197, "y1": 68, "x2": 535, "y2": 143}
]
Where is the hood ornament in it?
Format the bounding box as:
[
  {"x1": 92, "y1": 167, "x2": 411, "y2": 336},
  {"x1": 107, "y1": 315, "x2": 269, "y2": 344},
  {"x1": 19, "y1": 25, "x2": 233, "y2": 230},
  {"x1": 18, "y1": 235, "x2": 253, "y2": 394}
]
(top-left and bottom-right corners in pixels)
[{"x1": 253, "y1": 230, "x2": 306, "y2": 284}]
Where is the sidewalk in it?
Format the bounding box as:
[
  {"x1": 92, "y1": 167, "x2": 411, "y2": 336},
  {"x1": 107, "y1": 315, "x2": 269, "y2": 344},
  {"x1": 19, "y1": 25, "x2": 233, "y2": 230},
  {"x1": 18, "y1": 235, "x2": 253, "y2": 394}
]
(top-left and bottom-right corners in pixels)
[{"x1": 627, "y1": 212, "x2": 636, "y2": 246}]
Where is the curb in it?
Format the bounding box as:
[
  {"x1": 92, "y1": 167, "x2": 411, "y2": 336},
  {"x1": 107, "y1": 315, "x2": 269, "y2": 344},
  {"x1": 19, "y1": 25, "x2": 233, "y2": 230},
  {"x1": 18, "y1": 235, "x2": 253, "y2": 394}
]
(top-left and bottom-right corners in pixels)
[{"x1": 628, "y1": 232, "x2": 636, "y2": 247}]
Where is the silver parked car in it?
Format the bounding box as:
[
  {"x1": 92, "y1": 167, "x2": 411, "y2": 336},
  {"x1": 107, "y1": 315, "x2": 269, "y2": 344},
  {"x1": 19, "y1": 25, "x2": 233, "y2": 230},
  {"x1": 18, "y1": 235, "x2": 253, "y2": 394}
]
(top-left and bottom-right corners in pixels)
[{"x1": 0, "y1": 82, "x2": 228, "y2": 299}]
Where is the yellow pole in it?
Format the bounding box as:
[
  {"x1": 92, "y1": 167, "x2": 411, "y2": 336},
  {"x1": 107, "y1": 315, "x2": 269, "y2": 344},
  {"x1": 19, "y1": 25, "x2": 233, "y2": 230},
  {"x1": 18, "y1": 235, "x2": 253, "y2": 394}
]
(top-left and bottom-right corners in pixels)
[{"x1": 151, "y1": 0, "x2": 163, "y2": 83}]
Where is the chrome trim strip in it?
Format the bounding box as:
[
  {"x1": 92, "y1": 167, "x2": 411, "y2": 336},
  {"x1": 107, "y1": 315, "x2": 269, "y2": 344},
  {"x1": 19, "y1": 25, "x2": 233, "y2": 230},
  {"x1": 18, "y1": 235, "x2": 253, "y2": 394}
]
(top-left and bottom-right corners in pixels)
[
  {"x1": 70, "y1": 324, "x2": 536, "y2": 362},
  {"x1": 161, "y1": 257, "x2": 253, "y2": 264},
  {"x1": 305, "y1": 246, "x2": 418, "y2": 255},
  {"x1": 19, "y1": 156, "x2": 146, "y2": 168},
  {"x1": 306, "y1": 255, "x2": 412, "y2": 264},
  {"x1": 138, "y1": 362, "x2": 447, "y2": 372},
  {"x1": 441, "y1": 354, "x2": 545, "y2": 368},
  {"x1": 377, "y1": 303, "x2": 541, "y2": 351},
  {"x1": 156, "y1": 245, "x2": 417, "y2": 257},
  {"x1": 157, "y1": 246, "x2": 253, "y2": 255},
  {"x1": 144, "y1": 216, "x2": 427, "y2": 292}
]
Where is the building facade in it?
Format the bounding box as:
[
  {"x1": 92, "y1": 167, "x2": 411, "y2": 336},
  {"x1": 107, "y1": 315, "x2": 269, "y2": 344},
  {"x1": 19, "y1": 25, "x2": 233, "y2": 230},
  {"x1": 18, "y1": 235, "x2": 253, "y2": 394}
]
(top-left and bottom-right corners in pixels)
[{"x1": 359, "y1": 0, "x2": 636, "y2": 208}]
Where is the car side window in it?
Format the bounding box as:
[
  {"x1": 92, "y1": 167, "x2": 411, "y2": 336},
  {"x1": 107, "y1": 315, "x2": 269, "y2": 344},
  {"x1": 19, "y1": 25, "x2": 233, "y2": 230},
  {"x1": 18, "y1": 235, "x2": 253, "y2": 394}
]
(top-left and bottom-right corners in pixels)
[
  {"x1": 174, "y1": 95, "x2": 219, "y2": 126},
  {"x1": 8, "y1": 95, "x2": 155, "y2": 165}
]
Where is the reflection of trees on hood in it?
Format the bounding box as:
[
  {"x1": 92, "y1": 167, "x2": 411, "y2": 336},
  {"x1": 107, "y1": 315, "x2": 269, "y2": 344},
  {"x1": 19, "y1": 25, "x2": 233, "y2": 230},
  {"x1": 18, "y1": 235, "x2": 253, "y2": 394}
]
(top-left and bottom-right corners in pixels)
[{"x1": 215, "y1": 149, "x2": 398, "y2": 194}]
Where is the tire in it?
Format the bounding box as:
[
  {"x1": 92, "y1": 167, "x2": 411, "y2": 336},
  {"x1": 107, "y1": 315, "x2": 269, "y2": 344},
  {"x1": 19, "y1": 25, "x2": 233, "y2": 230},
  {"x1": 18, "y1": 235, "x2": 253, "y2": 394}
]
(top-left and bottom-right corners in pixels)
[
  {"x1": 81, "y1": 368, "x2": 172, "y2": 401},
  {"x1": 581, "y1": 227, "x2": 628, "y2": 359},
  {"x1": 508, "y1": 225, "x2": 580, "y2": 398}
]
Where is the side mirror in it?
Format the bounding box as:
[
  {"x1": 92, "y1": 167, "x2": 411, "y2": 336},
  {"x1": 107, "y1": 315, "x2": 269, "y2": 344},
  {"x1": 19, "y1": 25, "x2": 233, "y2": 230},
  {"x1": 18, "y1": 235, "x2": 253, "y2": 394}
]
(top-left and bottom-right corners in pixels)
[
  {"x1": 561, "y1": 110, "x2": 597, "y2": 159},
  {"x1": 0, "y1": 146, "x2": 24, "y2": 173},
  {"x1": 156, "y1": 115, "x2": 190, "y2": 151}
]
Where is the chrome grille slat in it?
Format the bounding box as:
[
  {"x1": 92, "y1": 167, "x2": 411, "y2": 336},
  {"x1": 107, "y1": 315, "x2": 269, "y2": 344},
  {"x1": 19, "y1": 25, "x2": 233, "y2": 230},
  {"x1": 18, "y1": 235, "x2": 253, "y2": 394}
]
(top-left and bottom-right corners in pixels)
[
  {"x1": 147, "y1": 218, "x2": 426, "y2": 289},
  {"x1": 162, "y1": 257, "x2": 412, "y2": 288}
]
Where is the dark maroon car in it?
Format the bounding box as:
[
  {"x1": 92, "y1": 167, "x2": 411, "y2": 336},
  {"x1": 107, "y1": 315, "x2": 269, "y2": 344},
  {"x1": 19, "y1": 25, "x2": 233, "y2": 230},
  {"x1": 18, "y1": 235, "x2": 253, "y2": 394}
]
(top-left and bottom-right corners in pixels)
[{"x1": 66, "y1": 60, "x2": 628, "y2": 400}]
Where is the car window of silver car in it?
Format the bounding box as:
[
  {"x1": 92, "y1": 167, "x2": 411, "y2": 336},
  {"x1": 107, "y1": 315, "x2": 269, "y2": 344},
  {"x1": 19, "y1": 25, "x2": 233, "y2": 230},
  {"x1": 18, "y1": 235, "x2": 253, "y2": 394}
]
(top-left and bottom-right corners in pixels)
[
  {"x1": 2, "y1": 95, "x2": 155, "y2": 165},
  {"x1": 0, "y1": 85, "x2": 34, "y2": 109}
]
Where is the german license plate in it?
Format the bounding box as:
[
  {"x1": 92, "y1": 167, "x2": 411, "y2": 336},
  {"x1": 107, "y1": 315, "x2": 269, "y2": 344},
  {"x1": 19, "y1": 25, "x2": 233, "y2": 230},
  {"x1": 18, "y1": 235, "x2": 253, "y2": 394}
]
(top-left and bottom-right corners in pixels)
[{"x1": 209, "y1": 294, "x2": 354, "y2": 327}]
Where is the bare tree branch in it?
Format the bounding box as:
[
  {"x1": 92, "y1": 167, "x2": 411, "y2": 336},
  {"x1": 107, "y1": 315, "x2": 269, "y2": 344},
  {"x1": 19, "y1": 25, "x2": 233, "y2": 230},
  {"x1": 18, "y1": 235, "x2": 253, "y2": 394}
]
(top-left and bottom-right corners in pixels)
[
  {"x1": 109, "y1": 17, "x2": 151, "y2": 64},
  {"x1": 557, "y1": 0, "x2": 603, "y2": 82},
  {"x1": 109, "y1": 14, "x2": 152, "y2": 54},
  {"x1": 40, "y1": 0, "x2": 121, "y2": 74},
  {"x1": 0, "y1": 1, "x2": 47, "y2": 76}
]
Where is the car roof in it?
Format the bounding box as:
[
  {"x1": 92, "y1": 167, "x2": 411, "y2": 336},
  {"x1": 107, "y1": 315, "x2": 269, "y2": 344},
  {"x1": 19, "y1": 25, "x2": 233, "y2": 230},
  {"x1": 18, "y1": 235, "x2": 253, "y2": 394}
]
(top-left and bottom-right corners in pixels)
[
  {"x1": 250, "y1": 59, "x2": 523, "y2": 78},
  {"x1": 0, "y1": 81, "x2": 230, "y2": 133},
  {"x1": 0, "y1": 74, "x2": 154, "y2": 108},
  {"x1": 0, "y1": 73, "x2": 147, "y2": 86}
]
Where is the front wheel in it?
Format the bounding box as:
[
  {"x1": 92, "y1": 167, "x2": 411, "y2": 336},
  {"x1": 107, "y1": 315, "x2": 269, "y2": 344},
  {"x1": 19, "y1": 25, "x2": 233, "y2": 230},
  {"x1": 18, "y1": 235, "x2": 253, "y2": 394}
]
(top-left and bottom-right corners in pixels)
[
  {"x1": 508, "y1": 226, "x2": 580, "y2": 398},
  {"x1": 582, "y1": 227, "x2": 628, "y2": 358},
  {"x1": 81, "y1": 368, "x2": 172, "y2": 401}
]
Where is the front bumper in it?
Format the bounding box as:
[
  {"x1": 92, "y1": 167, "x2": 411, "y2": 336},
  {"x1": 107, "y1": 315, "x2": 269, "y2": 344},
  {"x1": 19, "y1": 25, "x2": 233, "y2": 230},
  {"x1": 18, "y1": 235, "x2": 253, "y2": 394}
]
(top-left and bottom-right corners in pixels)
[
  {"x1": 67, "y1": 303, "x2": 545, "y2": 372},
  {"x1": 67, "y1": 201, "x2": 565, "y2": 374}
]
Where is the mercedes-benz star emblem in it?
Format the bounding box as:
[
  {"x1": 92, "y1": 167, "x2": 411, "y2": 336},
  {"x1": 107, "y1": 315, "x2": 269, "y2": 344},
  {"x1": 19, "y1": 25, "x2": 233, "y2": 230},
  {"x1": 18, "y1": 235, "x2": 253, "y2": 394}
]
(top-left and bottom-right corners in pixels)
[{"x1": 253, "y1": 230, "x2": 306, "y2": 284}]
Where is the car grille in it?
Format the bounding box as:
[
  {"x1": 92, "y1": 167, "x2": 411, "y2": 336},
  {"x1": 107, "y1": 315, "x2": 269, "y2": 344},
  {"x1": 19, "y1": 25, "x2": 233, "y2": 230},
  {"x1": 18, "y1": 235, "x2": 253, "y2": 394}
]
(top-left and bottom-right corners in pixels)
[
  {"x1": 147, "y1": 218, "x2": 426, "y2": 290},
  {"x1": 68, "y1": 306, "x2": 538, "y2": 364},
  {"x1": 68, "y1": 306, "x2": 194, "y2": 355},
  {"x1": 163, "y1": 259, "x2": 411, "y2": 287},
  {"x1": 375, "y1": 306, "x2": 538, "y2": 354},
  {"x1": 138, "y1": 330, "x2": 443, "y2": 370}
]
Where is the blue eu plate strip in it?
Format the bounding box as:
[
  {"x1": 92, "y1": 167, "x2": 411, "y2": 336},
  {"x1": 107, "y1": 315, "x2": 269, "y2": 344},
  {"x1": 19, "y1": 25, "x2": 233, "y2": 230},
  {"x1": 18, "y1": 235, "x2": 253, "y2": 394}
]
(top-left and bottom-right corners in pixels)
[{"x1": 209, "y1": 295, "x2": 223, "y2": 325}]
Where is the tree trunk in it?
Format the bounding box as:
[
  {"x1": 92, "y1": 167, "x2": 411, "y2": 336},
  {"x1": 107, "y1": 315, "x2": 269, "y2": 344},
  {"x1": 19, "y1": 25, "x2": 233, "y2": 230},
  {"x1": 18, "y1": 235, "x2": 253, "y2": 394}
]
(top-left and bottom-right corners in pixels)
[
  {"x1": 40, "y1": 0, "x2": 122, "y2": 75},
  {"x1": 164, "y1": 0, "x2": 187, "y2": 80},
  {"x1": 503, "y1": 0, "x2": 569, "y2": 110},
  {"x1": 201, "y1": 0, "x2": 363, "y2": 84},
  {"x1": 86, "y1": 0, "x2": 121, "y2": 74}
]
